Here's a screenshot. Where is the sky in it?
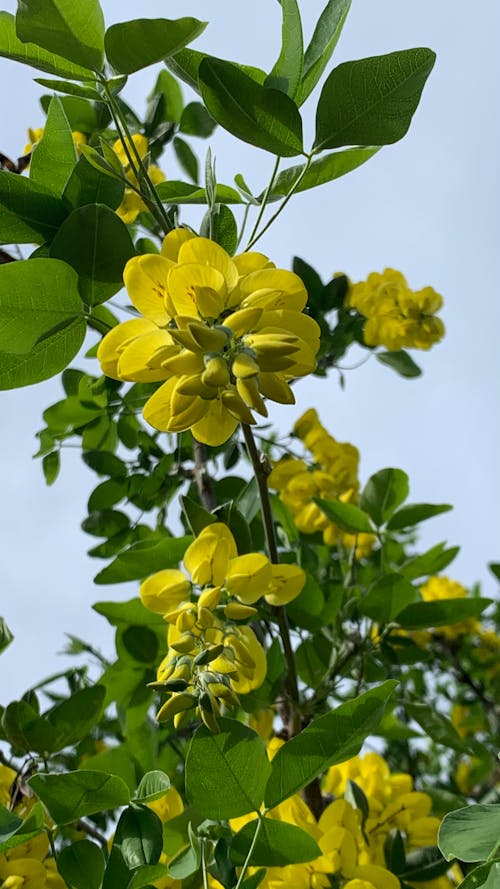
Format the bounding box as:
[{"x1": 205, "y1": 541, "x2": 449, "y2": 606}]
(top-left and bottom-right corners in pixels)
[{"x1": 1, "y1": 0, "x2": 499, "y2": 701}]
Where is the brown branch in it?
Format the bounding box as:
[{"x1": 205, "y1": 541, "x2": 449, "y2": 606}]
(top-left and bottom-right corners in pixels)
[{"x1": 192, "y1": 437, "x2": 217, "y2": 511}]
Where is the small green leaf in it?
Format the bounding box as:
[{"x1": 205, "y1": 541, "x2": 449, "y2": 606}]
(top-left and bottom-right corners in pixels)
[
  {"x1": 405, "y1": 702, "x2": 465, "y2": 752},
  {"x1": 92, "y1": 598, "x2": 165, "y2": 627},
  {"x1": 396, "y1": 597, "x2": 492, "y2": 630},
  {"x1": 0, "y1": 315, "x2": 85, "y2": 390},
  {"x1": 359, "y1": 573, "x2": 418, "y2": 623},
  {"x1": 401, "y1": 542, "x2": 459, "y2": 581},
  {"x1": 45, "y1": 685, "x2": 105, "y2": 748},
  {"x1": 314, "y1": 497, "x2": 373, "y2": 534},
  {"x1": 179, "y1": 102, "x2": 216, "y2": 137},
  {"x1": 199, "y1": 57, "x2": 303, "y2": 157},
  {"x1": 0, "y1": 802, "x2": 45, "y2": 854},
  {"x1": 386, "y1": 502, "x2": 453, "y2": 531},
  {"x1": 264, "y1": 682, "x2": 397, "y2": 808},
  {"x1": 63, "y1": 155, "x2": 124, "y2": 211},
  {"x1": 454, "y1": 862, "x2": 500, "y2": 889},
  {"x1": 173, "y1": 136, "x2": 198, "y2": 183},
  {"x1": 376, "y1": 349, "x2": 422, "y2": 377},
  {"x1": 42, "y1": 451, "x2": 60, "y2": 486},
  {"x1": 149, "y1": 69, "x2": 184, "y2": 124},
  {"x1": 2, "y1": 700, "x2": 58, "y2": 754},
  {"x1": 181, "y1": 496, "x2": 217, "y2": 536},
  {"x1": 265, "y1": 147, "x2": 380, "y2": 201},
  {"x1": 104, "y1": 18, "x2": 206, "y2": 75},
  {"x1": 116, "y1": 805, "x2": 163, "y2": 868},
  {"x1": 134, "y1": 771, "x2": 171, "y2": 804},
  {"x1": 201, "y1": 204, "x2": 238, "y2": 255},
  {"x1": 57, "y1": 840, "x2": 105, "y2": 889},
  {"x1": 360, "y1": 468, "x2": 409, "y2": 527},
  {"x1": 0, "y1": 12, "x2": 94, "y2": 79},
  {"x1": 34, "y1": 77, "x2": 101, "y2": 99},
  {"x1": 265, "y1": 0, "x2": 303, "y2": 100},
  {"x1": 438, "y1": 805, "x2": 500, "y2": 862},
  {"x1": 93, "y1": 536, "x2": 192, "y2": 584},
  {"x1": 231, "y1": 818, "x2": 321, "y2": 867},
  {"x1": 297, "y1": 0, "x2": 351, "y2": 105},
  {"x1": 314, "y1": 48, "x2": 436, "y2": 150},
  {"x1": 156, "y1": 180, "x2": 242, "y2": 205},
  {"x1": 0, "y1": 258, "x2": 83, "y2": 354},
  {"x1": 49, "y1": 204, "x2": 135, "y2": 305},
  {"x1": 185, "y1": 718, "x2": 271, "y2": 819},
  {"x1": 166, "y1": 48, "x2": 266, "y2": 96},
  {"x1": 0, "y1": 171, "x2": 68, "y2": 244},
  {"x1": 16, "y1": 0, "x2": 105, "y2": 72},
  {"x1": 29, "y1": 770, "x2": 130, "y2": 824},
  {"x1": 29, "y1": 96, "x2": 77, "y2": 195},
  {"x1": 40, "y1": 95, "x2": 100, "y2": 132},
  {"x1": 167, "y1": 840, "x2": 201, "y2": 879},
  {"x1": 0, "y1": 618, "x2": 13, "y2": 654}
]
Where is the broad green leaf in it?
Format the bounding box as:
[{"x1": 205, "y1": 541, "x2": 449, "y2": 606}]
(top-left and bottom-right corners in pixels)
[
  {"x1": 377, "y1": 349, "x2": 422, "y2": 378},
  {"x1": 185, "y1": 718, "x2": 271, "y2": 819},
  {"x1": 360, "y1": 468, "x2": 409, "y2": 527},
  {"x1": 2, "y1": 700, "x2": 59, "y2": 753},
  {"x1": 314, "y1": 497, "x2": 373, "y2": 534},
  {"x1": 265, "y1": 0, "x2": 303, "y2": 100},
  {"x1": 94, "y1": 536, "x2": 192, "y2": 584},
  {"x1": 156, "y1": 180, "x2": 242, "y2": 204},
  {"x1": 297, "y1": 0, "x2": 351, "y2": 105},
  {"x1": 83, "y1": 746, "x2": 137, "y2": 792},
  {"x1": 57, "y1": 840, "x2": 105, "y2": 889},
  {"x1": 359, "y1": 573, "x2": 418, "y2": 623},
  {"x1": 0, "y1": 617, "x2": 13, "y2": 654},
  {"x1": 401, "y1": 543, "x2": 460, "y2": 581},
  {"x1": 49, "y1": 203, "x2": 135, "y2": 305},
  {"x1": 116, "y1": 805, "x2": 163, "y2": 868},
  {"x1": 396, "y1": 597, "x2": 492, "y2": 630},
  {"x1": 454, "y1": 862, "x2": 500, "y2": 889},
  {"x1": 44, "y1": 685, "x2": 105, "y2": 748},
  {"x1": 0, "y1": 171, "x2": 68, "y2": 244},
  {"x1": 92, "y1": 597, "x2": 165, "y2": 627},
  {"x1": 16, "y1": 0, "x2": 105, "y2": 72},
  {"x1": 128, "y1": 865, "x2": 172, "y2": 889},
  {"x1": 105, "y1": 18, "x2": 206, "y2": 75},
  {"x1": 134, "y1": 771, "x2": 171, "y2": 804},
  {"x1": 199, "y1": 58, "x2": 303, "y2": 157},
  {"x1": 0, "y1": 258, "x2": 82, "y2": 354},
  {"x1": 286, "y1": 574, "x2": 324, "y2": 631},
  {"x1": 166, "y1": 47, "x2": 266, "y2": 95},
  {"x1": 265, "y1": 147, "x2": 379, "y2": 201},
  {"x1": 179, "y1": 102, "x2": 216, "y2": 137},
  {"x1": 314, "y1": 48, "x2": 436, "y2": 151},
  {"x1": 264, "y1": 682, "x2": 397, "y2": 808},
  {"x1": 34, "y1": 77, "x2": 101, "y2": 99},
  {"x1": 180, "y1": 495, "x2": 217, "y2": 536},
  {"x1": 40, "y1": 95, "x2": 100, "y2": 132},
  {"x1": 63, "y1": 156, "x2": 124, "y2": 210},
  {"x1": 387, "y1": 502, "x2": 453, "y2": 531},
  {"x1": 29, "y1": 770, "x2": 130, "y2": 824},
  {"x1": 0, "y1": 315, "x2": 85, "y2": 389},
  {"x1": 0, "y1": 807, "x2": 23, "y2": 846},
  {"x1": 30, "y1": 96, "x2": 78, "y2": 195},
  {"x1": 231, "y1": 818, "x2": 321, "y2": 866},
  {"x1": 438, "y1": 805, "x2": 500, "y2": 862},
  {"x1": 405, "y1": 702, "x2": 465, "y2": 752},
  {"x1": 0, "y1": 12, "x2": 94, "y2": 79},
  {"x1": 43, "y1": 396, "x2": 102, "y2": 433}
]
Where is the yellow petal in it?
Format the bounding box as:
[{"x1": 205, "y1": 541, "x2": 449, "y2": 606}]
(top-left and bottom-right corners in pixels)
[
  {"x1": 97, "y1": 318, "x2": 157, "y2": 379},
  {"x1": 118, "y1": 330, "x2": 176, "y2": 382},
  {"x1": 178, "y1": 237, "x2": 239, "y2": 292},
  {"x1": 236, "y1": 377, "x2": 268, "y2": 417},
  {"x1": 167, "y1": 263, "x2": 226, "y2": 318},
  {"x1": 224, "y1": 306, "x2": 263, "y2": 337},
  {"x1": 264, "y1": 564, "x2": 306, "y2": 606},
  {"x1": 124, "y1": 254, "x2": 174, "y2": 325},
  {"x1": 225, "y1": 553, "x2": 272, "y2": 604},
  {"x1": 116, "y1": 190, "x2": 145, "y2": 224},
  {"x1": 161, "y1": 227, "x2": 197, "y2": 261},
  {"x1": 184, "y1": 523, "x2": 237, "y2": 585},
  {"x1": 191, "y1": 398, "x2": 240, "y2": 446},
  {"x1": 230, "y1": 626, "x2": 267, "y2": 693},
  {"x1": 238, "y1": 269, "x2": 307, "y2": 311},
  {"x1": 259, "y1": 372, "x2": 295, "y2": 404},
  {"x1": 233, "y1": 251, "x2": 274, "y2": 276},
  {"x1": 140, "y1": 569, "x2": 191, "y2": 613}
]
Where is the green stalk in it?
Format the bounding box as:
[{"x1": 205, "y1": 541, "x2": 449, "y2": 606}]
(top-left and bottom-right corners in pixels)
[
  {"x1": 245, "y1": 155, "x2": 313, "y2": 250},
  {"x1": 245, "y1": 156, "x2": 280, "y2": 250},
  {"x1": 234, "y1": 815, "x2": 263, "y2": 889}
]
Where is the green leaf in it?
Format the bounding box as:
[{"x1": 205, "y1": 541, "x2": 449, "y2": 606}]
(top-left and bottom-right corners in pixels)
[
  {"x1": 94, "y1": 536, "x2": 192, "y2": 584},
  {"x1": 57, "y1": 840, "x2": 105, "y2": 889},
  {"x1": 0, "y1": 171, "x2": 68, "y2": 244},
  {"x1": 438, "y1": 804, "x2": 500, "y2": 862},
  {"x1": 16, "y1": 0, "x2": 105, "y2": 72},
  {"x1": 376, "y1": 349, "x2": 422, "y2": 378},
  {"x1": 0, "y1": 314, "x2": 85, "y2": 389},
  {"x1": 199, "y1": 57, "x2": 303, "y2": 157},
  {"x1": 149, "y1": 69, "x2": 184, "y2": 124},
  {"x1": 93, "y1": 597, "x2": 165, "y2": 627},
  {"x1": 264, "y1": 682, "x2": 397, "y2": 808},
  {"x1": 0, "y1": 802, "x2": 45, "y2": 854},
  {"x1": 231, "y1": 818, "x2": 321, "y2": 866},
  {"x1": 173, "y1": 136, "x2": 199, "y2": 183},
  {"x1": 387, "y1": 502, "x2": 453, "y2": 531},
  {"x1": 116, "y1": 805, "x2": 163, "y2": 868},
  {"x1": 29, "y1": 96, "x2": 77, "y2": 195},
  {"x1": 265, "y1": 0, "x2": 303, "y2": 100},
  {"x1": 104, "y1": 18, "x2": 206, "y2": 75},
  {"x1": 167, "y1": 837, "x2": 201, "y2": 879},
  {"x1": 42, "y1": 451, "x2": 60, "y2": 485},
  {"x1": 83, "y1": 451, "x2": 127, "y2": 478},
  {"x1": 34, "y1": 77, "x2": 101, "y2": 99},
  {"x1": 455, "y1": 862, "x2": 500, "y2": 889},
  {"x1": 360, "y1": 468, "x2": 409, "y2": 527},
  {"x1": 0, "y1": 12, "x2": 94, "y2": 79},
  {"x1": 156, "y1": 180, "x2": 242, "y2": 205},
  {"x1": 0, "y1": 258, "x2": 83, "y2": 354},
  {"x1": 49, "y1": 203, "x2": 135, "y2": 305},
  {"x1": 314, "y1": 48, "x2": 436, "y2": 151},
  {"x1": 0, "y1": 617, "x2": 13, "y2": 654},
  {"x1": 166, "y1": 48, "x2": 266, "y2": 96},
  {"x1": 63, "y1": 155, "x2": 124, "y2": 211},
  {"x1": 359, "y1": 573, "x2": 418, "y2": 623},
  {"x1": 401, "y1": 542, "x2": 459, "y2": 581},
  {"x1": 201, "y1": 204, "x2": 238, "y2": 255},
  {"x1": 181, "y1": 495, "x2": 217, "y2": 536},
  {"x1": 179, "y1": 102, "x2": 216, "y2": 137},
  {"x1": 396, "y1": 597, "x2": 492, "y2": 630},
  {"x1": 314, "y1": 497, "x2": 373, "y2": 534},
  {"x1": 297, "y1": 0, "x2": 351, "y2": 105},
  {"x1": 2, "y1": 700, "x2": 58, "y2": 753},
  {"x1": 489, "y1": 563, "x2": 500, "y2": 582},
  {"x1": 405, "y1": 702, "x2": 465, "y2": 752},
  {"x1": 185, "y1": 718, "x2": 271, "y2": 819},
  {"x1": 265, "y1": 147, "x2": 379, "y2": 201},
  {"x1": 44, "y1": 685, "x2": 105, "y2": 748},
  {"x1": 40, "y1": 95, "x2": 100, "y2": 133},
  {"x1": 29, "y1": 770, "x2": 130, "y2": 824},
  {"x1": 83, "y1": 747, "x2": 137, "y2": 792},
  {"x1": 134, "y1": 771, "x2": 171, "y2": 804}
]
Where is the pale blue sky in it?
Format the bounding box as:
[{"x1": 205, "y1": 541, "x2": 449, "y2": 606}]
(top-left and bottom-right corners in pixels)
[{"x1": 1, "y1": 0, "x2": 499, "y2": 700}]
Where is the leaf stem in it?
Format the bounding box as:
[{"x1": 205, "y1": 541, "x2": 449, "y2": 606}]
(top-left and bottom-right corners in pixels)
[
  {"x1": 192, "y1": 437, "x2": 217, "y2": 511},
  {"x1": 245, "y1": 154, "x2": 313, "y2": 250},
  {"x1": 245, "y1": 156, "x2": 280, "y2": 250},
  {"x1": 234, "y1": 815, "x2": 263, "y2": 889}
]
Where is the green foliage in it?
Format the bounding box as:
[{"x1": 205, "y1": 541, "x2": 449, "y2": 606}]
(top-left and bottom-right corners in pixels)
[
  {"x1": 16, "y1": 0, "x2": 105, "y2": 72},
  {"x1": 104, "y1": 18, "x2": 207, "y2": 75},
  {"x1": 0, "y1": 11, "x2": 94, "y2": 79},
  {"x1": 29, "y1": 770, "x2": 130, "y2": 823},
  {"x1": 57, "y1": 840, "x2": 106, "y2": 889},
  {"x1": 231, "y1": 818, "x2": 321, "y2": 866},
  {"x1": 439, "y1": 805, "x2": 500, "y2": 862}
]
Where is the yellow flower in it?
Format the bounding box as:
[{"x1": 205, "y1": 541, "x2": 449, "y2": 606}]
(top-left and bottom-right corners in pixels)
[
  {"x1": 346, "y1": 268, "x2": 444, "y2": 351},
  {"x1": 113, "y1": 134, "x2": 166, "y2": 223},
  {"x1": 97, "y1": 231, "x2": 320, "y2": 446}
]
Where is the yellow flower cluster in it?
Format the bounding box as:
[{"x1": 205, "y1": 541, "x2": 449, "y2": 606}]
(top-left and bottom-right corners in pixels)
[
  {"x1": 0, "y1": 765, "x2": 65, "y2": 889},
  {"x1": 113, "y1": 134, "x2": 165, "y2": 224},
  {"x1": 268, "y1": 409, "x2": 375, "y2": 555},
  {"x1": 346, "y1": 269, "x2": 444, "y2": 351},
  {"x1": 226, "y1": 751, "x2": 458, "y2": 889},
  {"x1": 140, "y1": 523, "x2": 305, "y2": 729},
  {"x1": 97, "y1": 229, "x2": 320, "y2": 446}
]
